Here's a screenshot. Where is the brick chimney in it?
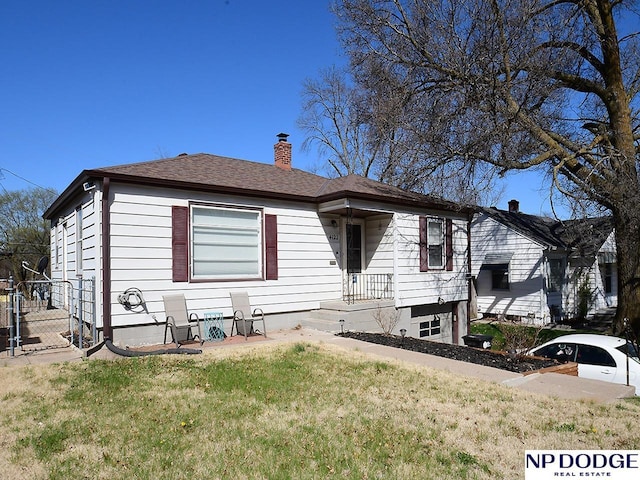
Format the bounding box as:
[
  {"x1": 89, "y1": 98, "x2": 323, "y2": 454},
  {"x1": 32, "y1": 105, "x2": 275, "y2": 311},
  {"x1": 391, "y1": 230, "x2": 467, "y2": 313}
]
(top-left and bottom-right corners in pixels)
[
  {"x1": 274, "y1": 133, "x2": 292, "y2": 171},
  {"x1": 508, "y1": 199, "x2": 520, "y2": 213}
]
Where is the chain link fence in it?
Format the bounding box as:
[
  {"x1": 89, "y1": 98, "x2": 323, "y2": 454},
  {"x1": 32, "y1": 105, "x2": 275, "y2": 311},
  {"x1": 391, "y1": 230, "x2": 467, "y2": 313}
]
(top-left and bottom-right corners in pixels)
[{"x1": 2, "y1": 277, "x2": 96, "y2": 355}]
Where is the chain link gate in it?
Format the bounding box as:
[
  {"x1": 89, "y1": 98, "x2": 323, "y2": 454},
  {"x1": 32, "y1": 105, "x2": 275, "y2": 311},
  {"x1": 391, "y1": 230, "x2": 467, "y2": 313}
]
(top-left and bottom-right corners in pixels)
[{"x1": 4, "y1": 277, "x2": 96, "y2": 355}]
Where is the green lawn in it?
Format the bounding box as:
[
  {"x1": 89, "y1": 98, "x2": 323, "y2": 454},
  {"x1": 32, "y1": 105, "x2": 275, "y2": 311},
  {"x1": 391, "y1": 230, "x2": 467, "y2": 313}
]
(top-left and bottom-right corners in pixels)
[{"x1": 1, "y1": 342, "x2": 638, "y2": 479}]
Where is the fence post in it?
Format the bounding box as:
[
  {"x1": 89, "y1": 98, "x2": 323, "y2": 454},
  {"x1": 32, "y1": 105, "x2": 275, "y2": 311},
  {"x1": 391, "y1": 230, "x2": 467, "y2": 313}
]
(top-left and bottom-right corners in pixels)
[
  {"x1": 78, "y1": 278, "x2": 84, "y2": 348},
  {"x1": 8, "y1": 276, "x2": 14, "y2": 357},
  {"x1": 15, "y1": 288, "x2": 21, "y2": 348},
  {"x1": 69, "y1": 281, "x2": 75, "y2": 348}
]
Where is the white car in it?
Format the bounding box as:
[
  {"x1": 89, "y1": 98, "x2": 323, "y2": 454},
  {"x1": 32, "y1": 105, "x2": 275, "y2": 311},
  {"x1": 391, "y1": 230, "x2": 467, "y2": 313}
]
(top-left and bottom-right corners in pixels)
[{"x1": 528, "y1": 334, "x2": 640, "y2": 395}]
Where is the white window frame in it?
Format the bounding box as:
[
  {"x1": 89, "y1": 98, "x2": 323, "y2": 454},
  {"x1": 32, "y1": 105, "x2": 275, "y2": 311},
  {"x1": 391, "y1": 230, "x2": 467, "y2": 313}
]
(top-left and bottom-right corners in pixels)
[
  {"x1": 190, "y1": 204, "x2": 263, "y2": 280},
  {"x1": 426, "y1": 218, "x2": 444, "y2": 269}
]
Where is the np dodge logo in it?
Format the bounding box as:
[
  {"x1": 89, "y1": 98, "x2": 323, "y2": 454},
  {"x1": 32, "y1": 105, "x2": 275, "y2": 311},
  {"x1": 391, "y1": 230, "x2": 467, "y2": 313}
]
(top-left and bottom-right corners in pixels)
[{"x1": 525, "y1": 451, "x2": 640, "y2": 479}]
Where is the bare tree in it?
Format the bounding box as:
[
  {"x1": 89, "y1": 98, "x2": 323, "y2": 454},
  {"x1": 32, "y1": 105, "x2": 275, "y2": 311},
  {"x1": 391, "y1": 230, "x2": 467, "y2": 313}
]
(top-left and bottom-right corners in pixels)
[
  {"x1": 334, "y1": 0, "x2": 640, "y2": 335},
  {"x1": 299, "y1": 66, "x2": 377, "y2": 178},
  {"x1": 0, "y1": 187, "x2": 57, "y2": 282},
  {"x1": 298, "y1": 65, "x2": 504, "y2": 205}
]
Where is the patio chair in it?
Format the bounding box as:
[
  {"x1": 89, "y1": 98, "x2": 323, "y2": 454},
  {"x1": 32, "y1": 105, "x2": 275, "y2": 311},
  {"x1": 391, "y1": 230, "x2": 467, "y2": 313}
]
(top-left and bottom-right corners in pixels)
[
  {"x1": 230, "y1": 291, "x2": 267, "y2": 340},
  {"x1": 163, "y1": 294, "x2": 203, "y2": 347}
]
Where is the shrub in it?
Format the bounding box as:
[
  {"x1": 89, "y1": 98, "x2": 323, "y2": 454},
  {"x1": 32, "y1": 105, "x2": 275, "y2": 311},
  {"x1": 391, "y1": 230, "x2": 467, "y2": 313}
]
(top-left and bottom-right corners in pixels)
[{"x1": 373, "y1": 303, "x2": 401, "y2": 335}]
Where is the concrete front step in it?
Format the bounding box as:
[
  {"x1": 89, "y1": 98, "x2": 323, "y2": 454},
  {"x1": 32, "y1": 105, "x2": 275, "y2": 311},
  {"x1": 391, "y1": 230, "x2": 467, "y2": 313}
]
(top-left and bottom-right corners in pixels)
[
  {"x1": 586, "y1": 307, "x2": 616, "y2": 332},
  {"x1": 304, "y1": 300, "x2": 397, "y2": 333},
  {"x1": 318, "y1": 299, "x2": 395, "y2": 312}
]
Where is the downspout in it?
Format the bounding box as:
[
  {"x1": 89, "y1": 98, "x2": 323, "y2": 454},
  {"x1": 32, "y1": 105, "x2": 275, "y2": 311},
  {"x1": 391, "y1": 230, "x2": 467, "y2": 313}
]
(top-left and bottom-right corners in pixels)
[
  {"x1": 466, "y1": 211, "x2": 473, "y2": 338},
  {"x1": 392, "y1": 213, "x2": 399, "y2": 307},
  {"x1": 541, "y1": 251, "x2": 548, "y2": 322},
  {"x1": 101, "y1": 177, "x2": 112, "y2": 340}
]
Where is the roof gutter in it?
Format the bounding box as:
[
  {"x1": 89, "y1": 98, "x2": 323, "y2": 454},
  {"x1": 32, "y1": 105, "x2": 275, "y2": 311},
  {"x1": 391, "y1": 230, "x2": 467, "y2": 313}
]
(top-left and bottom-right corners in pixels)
[{"x1": 101, "y1": 177, "x2": 112, "y2": 340}]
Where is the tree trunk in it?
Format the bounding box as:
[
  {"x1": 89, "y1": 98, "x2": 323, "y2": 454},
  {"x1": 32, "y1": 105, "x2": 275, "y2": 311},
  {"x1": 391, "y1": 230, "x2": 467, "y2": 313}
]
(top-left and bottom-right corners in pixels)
[{"x1": 612, "y1": 205, "x2": 640, "y2": 338}]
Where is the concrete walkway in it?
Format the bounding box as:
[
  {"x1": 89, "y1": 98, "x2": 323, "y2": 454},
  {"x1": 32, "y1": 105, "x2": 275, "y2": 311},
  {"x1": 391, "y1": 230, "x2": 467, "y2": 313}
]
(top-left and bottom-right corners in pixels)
[{"x1": 2, "y1": 328, "x2": 636, "y2": 403}]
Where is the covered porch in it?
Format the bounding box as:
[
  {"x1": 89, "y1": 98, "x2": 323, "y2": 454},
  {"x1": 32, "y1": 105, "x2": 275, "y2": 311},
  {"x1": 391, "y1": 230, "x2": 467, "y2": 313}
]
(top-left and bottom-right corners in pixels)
[{"x1": 318, "y1": 196, "x2": 396, "y2": 305}]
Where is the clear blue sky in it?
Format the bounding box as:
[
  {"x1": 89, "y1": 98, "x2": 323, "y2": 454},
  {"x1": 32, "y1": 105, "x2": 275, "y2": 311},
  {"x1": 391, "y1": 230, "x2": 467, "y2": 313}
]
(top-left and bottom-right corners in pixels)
[{"x1": 1, "y1": 0, "x2": 562, "y2": 216}]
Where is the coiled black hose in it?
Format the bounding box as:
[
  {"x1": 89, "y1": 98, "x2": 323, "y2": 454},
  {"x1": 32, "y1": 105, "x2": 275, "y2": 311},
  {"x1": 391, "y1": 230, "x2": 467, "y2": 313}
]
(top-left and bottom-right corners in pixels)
[{"x1": 104, "y1": 339, "x2": 202, "y2": 357}]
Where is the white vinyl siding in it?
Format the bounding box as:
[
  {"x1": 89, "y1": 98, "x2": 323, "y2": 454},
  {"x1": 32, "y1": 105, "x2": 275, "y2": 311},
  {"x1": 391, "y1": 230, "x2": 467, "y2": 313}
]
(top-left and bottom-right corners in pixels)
[
  {"x1": 75, "y1": 207, "x2": 83, "y2": 276},
  {"x1": 471, "y1": 213, "x2": 546, "y2": 321},
  {"x1": 49, "y1": 181, "x2": 472, "y2": 344},
  {"x1": 395, "y1": 213, "x2": 468, "y2": 308},
  {"x1": 49, "y1": 197, "x2": 98, "y2": 281},
  {"x1": 365, "y1": 215, "x2": 394, "y2": 274},
  {"x1": 103, "y1": 185, "x2": 342, "y2": 331}
]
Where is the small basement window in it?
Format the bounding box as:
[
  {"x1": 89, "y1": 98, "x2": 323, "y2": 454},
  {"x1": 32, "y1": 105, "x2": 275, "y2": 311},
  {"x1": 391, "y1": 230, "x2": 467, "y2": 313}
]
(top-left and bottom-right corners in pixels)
[{"x1": 419, "y1": 316, "x2": 441, "y2": 338}]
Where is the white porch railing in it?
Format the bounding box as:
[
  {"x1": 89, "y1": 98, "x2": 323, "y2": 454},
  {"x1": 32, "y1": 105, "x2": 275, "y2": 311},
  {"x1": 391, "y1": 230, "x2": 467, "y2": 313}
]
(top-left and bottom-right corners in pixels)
[{"x1": 343, "y1": 273, "x2": 394, "y2": 303}]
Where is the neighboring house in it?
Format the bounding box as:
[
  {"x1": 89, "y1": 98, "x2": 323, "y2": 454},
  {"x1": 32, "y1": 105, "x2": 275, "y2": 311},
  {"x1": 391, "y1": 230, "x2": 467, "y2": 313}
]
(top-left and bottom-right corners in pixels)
[
  {"x1": 44, "y1": 135, "x2": 473, "y2": 346},
  {"x1": 470, "y1": 200, "x2": 616, "y2": 325}
]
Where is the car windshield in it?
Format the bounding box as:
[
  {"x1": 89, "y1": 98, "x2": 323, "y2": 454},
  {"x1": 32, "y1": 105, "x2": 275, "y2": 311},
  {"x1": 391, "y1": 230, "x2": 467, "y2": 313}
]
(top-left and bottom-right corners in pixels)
[{"x1": 616, "y1": 341, "x2": 640, "y2": 364}]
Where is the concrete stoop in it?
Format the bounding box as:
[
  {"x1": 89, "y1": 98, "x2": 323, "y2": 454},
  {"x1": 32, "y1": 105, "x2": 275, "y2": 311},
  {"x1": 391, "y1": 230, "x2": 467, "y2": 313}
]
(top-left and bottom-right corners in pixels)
[
  {"x1": 302, "y1": 299, "x2": 396, "y2": 333},
  {"x1": 585, "y1": 307, "x2": 616, "y2": 332}
]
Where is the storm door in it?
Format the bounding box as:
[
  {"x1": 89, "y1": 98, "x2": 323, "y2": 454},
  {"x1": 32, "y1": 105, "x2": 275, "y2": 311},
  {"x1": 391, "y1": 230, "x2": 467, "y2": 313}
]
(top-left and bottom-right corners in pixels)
[
  {"x1": 342, "y1": 219, "x2": 367, "y2": 302},
  {"x1": 346, "y1": 222, "x2": 363, "y2": 274}
]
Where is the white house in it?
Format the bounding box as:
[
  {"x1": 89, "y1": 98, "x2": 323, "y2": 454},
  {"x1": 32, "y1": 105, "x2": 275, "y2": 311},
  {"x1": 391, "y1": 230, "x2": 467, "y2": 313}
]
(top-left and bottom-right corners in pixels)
[
  {"x1": 470, "y1": 200, "x2": 616, "y2": 325},
  {"x1": 44, "y1": 135, "x2": 473, "y2": 346}
]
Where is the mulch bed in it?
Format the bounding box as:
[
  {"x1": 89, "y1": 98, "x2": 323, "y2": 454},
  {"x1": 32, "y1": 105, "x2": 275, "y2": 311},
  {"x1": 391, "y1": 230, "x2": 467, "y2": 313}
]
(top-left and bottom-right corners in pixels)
[{"x1": 338, "y1": 331, "x2": 559, "y2": 374}]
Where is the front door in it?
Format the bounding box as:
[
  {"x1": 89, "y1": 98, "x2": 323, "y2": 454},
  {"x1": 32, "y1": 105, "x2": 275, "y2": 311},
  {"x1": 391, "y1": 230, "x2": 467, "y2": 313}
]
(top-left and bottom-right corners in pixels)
[
  {"x1": 346, "y1": 221, "x2": 363, "y2": 274},
  {"x1": 343, "y1": 220, "x2": 365, "y2": 300}
]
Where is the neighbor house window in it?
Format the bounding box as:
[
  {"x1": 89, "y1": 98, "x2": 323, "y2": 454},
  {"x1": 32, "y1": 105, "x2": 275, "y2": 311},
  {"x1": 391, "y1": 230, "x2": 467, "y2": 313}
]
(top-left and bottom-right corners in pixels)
[
  {"x1": 419, "y1": 217, "x2": 453, "y2": 271},
  {"x1": 191, "y1": 205, "x2": 261, "y2": 279},
  {"x1": 548, "y1": 258, "x2": 563, "y2": 292},
  {"x1": 491, "y1": 265, "x2": 510, "y2": 290},
  {"x1": 602, "y1": 263, "x2": 613, "y2": 294},
  {"x1": 171, "y1": 205, "x2": 278, "y2": 282},
  {"x1": 479, "y1": 253, "x2": 512, "y2": 290}
]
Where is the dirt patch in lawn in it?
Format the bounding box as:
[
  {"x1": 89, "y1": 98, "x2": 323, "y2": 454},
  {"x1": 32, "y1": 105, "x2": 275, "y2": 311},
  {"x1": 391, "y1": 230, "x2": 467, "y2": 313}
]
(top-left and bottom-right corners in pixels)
[{"x1": 338, "y1": 331, "x2": 559, "y2": 374}]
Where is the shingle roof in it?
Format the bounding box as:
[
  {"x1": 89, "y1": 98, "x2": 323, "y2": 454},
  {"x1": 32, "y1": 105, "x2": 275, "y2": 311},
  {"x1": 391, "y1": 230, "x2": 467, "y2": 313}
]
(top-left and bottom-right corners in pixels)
[
  {"x1": 480, "y1": 207, "x2": 614, "y2": 255},
  {"x1": 480, "y1": 207, "x2": 564, "y2": 248},
  {"x1": 556, "y1": 216, "x2": 615, "y2": 257},
  {"x1": 45, "y1": 152, "x2": 467, "y2": 218},
  {"x1": 87, "y1": 153, "x2": 329, "y2": 200}
]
